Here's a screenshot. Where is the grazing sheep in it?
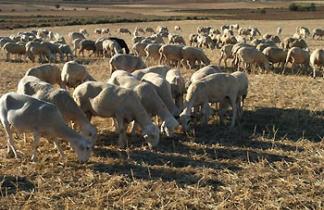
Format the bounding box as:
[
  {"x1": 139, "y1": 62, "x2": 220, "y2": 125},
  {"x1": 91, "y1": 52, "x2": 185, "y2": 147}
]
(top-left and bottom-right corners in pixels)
[
  {"x1": 0, "y1": 92, "x2": 93, "y2": 162},
  {"x1": 141, "y1": 72, "x2": 179, "y2": 116},
  {"x1": 108, "y1": 70, "x2": 179, "y2": 136},
  {"x1": 79, "y1": 29, "x2": 89, "y2": 37},
  {"x1": 118, "y1": 28, "x2": 132, "y2": 35},
  {"x1": 25, "y1": 64, "x2": 63, "y2": 87},
  {"x1": 165, "y1": 68, "x2": 186, "y2": 109},
  {"x1": 73, "y1": 81, "x2": 108, "y2": 121},
  {"x1": 235, "y1": 47, "x2": 271, "y2": 72},
  {"x1": 144, "y1": 43, "x2": 162, "y2": 64},
  {"x1": 189, "y1": 33, "x2": 199, "y2": 47},
  {"x1": 281, "y1": 37, "x2": 308, "y2": 49},
  {"x1": 94, "y1": 28, "x2": 102, "y2": 35},
  {"x1": 132, "y1": 65, "x2": 171, "y2": 80},
  {"x1": 3, "y1": 42, "x2": 26, "y2": 62},
  {"x1": 197, "y1": 34, "x2": 215, "y2": 49},
  {"x1": 79, "y1": 39, "x2": 96, "y2": 57},
  {"x1": 41, "y1": 42, "x2": 64, "y2": 62},
  {"x1": 25, "y1": 41, "x2": 55, "y2": 63},
  {"x1": 59, "y1": 44, "x2": 74, "y2": 61},
  {"x1": 103, "y1": 39, "x2": 123, "y2": 58},
  {"x1": 0, "y1": 37, "x2": 14, "y2": 48},
  {"x1": 68, "y1": 32, "x2": 86, "y2": 41},
  {"x1": 179, "y1": 73, "x2": 240, "y2": 132},
  {"x1": 109, "y1": 54, "x2": 146, "y2": 75},
  {"x1": 219, "y1": 44, "x2": 234, "y2": 68},
  {"x1": 17, "y1": 76, "x2": 97, "y2": 142},
  {"x1": 262, "y1": 47, "x2": 287, "y2": 69},
  {"x1": 132, "y1": 41, "x2": 149, "y2": 58},
  {"x1": 312, "y1": 28, "x2": 324, "y2": 40},
  {"x1": 159, "y1": 44, "x2": 184, "y2": 67},
  {"x1": 284, "y1": 47, "x2": 310, "y2": 73},
  {"x1": 174, "y1": 25, "x2": 181, "y2": 31},
  {"x1": 108, "y1": 37, "x2": 130, "y2": 54},
  {"x1": 61, "y1": 61, "x2": 95, "y2": 88},
  {"x1": 181, "y1": 46, "x2": 210, "y2": 69},
  {"x1": 145, "y1": 27, "x2": 155, "y2": 34},
  {"x1": 187, "y1": 65, "x2": 223, "y2": 88},
  {"x1": 89, "y1": 84, "x2": 160, "y2": 147},
  {"x1": 168, "y1": 34, "x2": 186, "y2": 45},
  {"x1": 310, "y1": 49, "x2": 324, "y2": 78}
]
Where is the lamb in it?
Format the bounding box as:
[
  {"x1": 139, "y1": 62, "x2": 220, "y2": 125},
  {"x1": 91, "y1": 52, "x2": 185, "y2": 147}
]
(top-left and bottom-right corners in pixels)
[
  {"x1": 58, "y1": 44, "x2": 74, "y2": 61},
  {"x1": 181, "y1": 46, "x2": 210, "y2": 69},
  {"x1": 0, "y1": 92, "x2": 93, "y2": 162},
  {"x1": 310, "y1": 49, "x2": 324, "y2": 78},
  {"x1": 79, "y1": 39, "x2": 96, "y2": 57},
  {"x1": 312, "y1": 28, "x2": 324, "y2": 40},
  {"x1": 141, "y1": 72, "x2": 179, "y2": 116},
  {"x1": 118, "y1": 28, "x2": 132, "y2": 35},
  {"x1": 284, "y1": 47, "x2": 310, "y2": 73},
  {"x1": 102, "y1": 39, "x2": 123, "y2": 57},
  {"x1": 17, "y1": 76, "x2": 97, "y2": 142},
  {"x1": 89, "y1": 84, "x2": 160, "y2": 147},
  {"x1": 61, "y1": 61, "x2": 95, "y2": 88},
  {"x1": 235, "y1": 47, "x2": 271, "y2": 72},
  {"x1": 144, "y1": 43, "x2": 162, "y2": 64},
  {"x1": 132, "y1": 65, "x2": 171, "y2": 80},
  {"x1": 159, "y1": 44, "x2": 183, "y2": 67},
  {"x1": 25, "y1": 64, "x2": 64, "y2": 87},
  {"x1": 179, "y1": 73, "x2": 240, "y2": 132},
  {"x1": 262, "y1": 46, "x2": 288, "y2": 68},
  {"x1": 3, "y1": 42, "x2": 26, "y2": 62},
  {"x1": 165, "y1": 68, "x2": 186, "y2": 109},
  {"x1": 25, "y1": 41, "x2": 55, "y2": 63},
  {"x1": 109, "y1": 54, "x2": 146, "y2": 75},
  {"x1": 108, "y1": 70, "x2": 179, "y2": 136}
]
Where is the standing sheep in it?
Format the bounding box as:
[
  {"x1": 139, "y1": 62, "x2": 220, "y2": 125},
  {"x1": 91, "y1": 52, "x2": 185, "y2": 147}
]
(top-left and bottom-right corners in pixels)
[
  {"x1": 181, "y1": 46, "x2": 210, "y2": 69},
  {"x1": 61, "y1": 61, "x2": 95, "y2": 88},
  {"x1": 310, "y1": 49, "x2": 324, "y2": 78},
  {"x1": 235, "y1": 47, "x2": 271, "y2": 72},
  {"x1": 284, "y1": 47, "x2": 310, "y2": 73},
  {"x1": 109, "y1": 54, "x2": 146, "y2": 75},
  {"x1": 25, "y1": 64, "x2": 63, "y2": 87}
]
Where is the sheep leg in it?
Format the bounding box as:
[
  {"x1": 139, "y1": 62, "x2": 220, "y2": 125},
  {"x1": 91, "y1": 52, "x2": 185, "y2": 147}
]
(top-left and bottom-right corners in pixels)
[
  {"x1": 52, "y1": 139, "x2": 65, "y2": 159},
  {"x1": 31, "y1": 131, "x2": 40, "y2": 162},
  {"x1": 230, "y1": 97, "x2": 237, "y2": 128},
  {"x1": 4, "y1": 124, "x2": 18, "y2": 159},
  {"x1": 6, "y1": 52, "x2": 10, "y2": 62},
  {"x1": 201, "y1": 102, "x2": 212, "y2": 125},
  {"x1": 116, "y1": 117, "x2": 128, "y2": 148}
]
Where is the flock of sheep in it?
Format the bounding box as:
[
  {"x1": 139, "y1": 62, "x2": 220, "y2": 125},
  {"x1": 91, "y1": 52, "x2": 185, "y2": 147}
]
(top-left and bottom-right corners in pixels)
[{"x1": 0, "y1": 23, "x2": 323, "y2": 162}]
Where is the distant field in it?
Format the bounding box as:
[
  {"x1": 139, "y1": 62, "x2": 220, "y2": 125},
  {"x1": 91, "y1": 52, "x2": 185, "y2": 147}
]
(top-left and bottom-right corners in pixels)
[{"x1": 0, "y1": 1, "x2": 324, "y2": 29}]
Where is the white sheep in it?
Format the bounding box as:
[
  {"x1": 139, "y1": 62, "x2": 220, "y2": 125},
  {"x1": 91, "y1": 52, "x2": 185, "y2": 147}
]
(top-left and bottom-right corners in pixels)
[
  {"x1": 108, "y1": 70, "x2": 179, "y2": 136},
  {"x1": 284, "y1": 47, "x2": 310, "y2": 73},
  {"x1": 0, "y1": 92, "x2": 93, "y2": 162},
  {"x1": 25, "y1": 64, "x2": 64, "y2": 87},
  {"x1": 159, "y1": 44, "x2": 183, "y2": 67},
  {"x1": 102, "y1": 39, "x2": 123, "y2": 58},
  {"x1": 262, "y1": 46, "x2": 287, "y2": 69},
  {"x1": 179, "y1": 73, "x2": 240, "y2": 132},
  {"x1": 219, "y1": 44, "x2": 234, "y2": 68},
  {"x1": 144, "y1": 43, "x2": 162, "y2": 64},
  {"x1": 25, "y1": 41, "x2": 55, "y2": 63},
  {"x1": 181, "y1": 46, "x2": 210, "y2": 69},
  {"x1": 61, "y1": 61, "x2": 95, "y2": 88},
  {"x1": 165, "y1": 68, "x2": 186, "y2": 109},
  {"x1": 17, "y1": 76, "x2": 97, "y2": 142},
  {"x1": 310, "y1": 49, "x2": 324, "y2": 78},
  {"x1": 109, "y1": 54, "x2": 146, "y2": 75},
  {"x1": 141, "y1": 72, "x2": 179, "y2": 116},
  {"x1": 235, "y1": 47, "x2": 271, "y2": 72},
  {"x1": 89, "y1": 84, "x2": 160, "y2": 148},
  {"x1": 3, "y1": 42, "x2": 26, "y2": 62},
  {"x1": 132, "y1": 65, "x2": 171, "y2": 80}
]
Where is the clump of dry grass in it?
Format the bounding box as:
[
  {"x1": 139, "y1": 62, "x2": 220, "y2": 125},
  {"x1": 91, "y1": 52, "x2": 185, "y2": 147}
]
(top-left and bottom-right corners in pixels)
[{"x1": 0, "y1": 19, "x2": 323, "y2": 209}]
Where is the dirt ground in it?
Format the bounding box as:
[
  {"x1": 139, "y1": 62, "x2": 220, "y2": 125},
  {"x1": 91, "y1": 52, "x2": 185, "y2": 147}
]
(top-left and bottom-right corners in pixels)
[{"x1": 0, "y1": 16, "x2": 323, "y2": 209}]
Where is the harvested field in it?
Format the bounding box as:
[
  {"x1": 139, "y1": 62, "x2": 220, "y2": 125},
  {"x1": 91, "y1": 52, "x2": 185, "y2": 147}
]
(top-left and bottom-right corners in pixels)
[{"x1": 0, "y1": 3, "x2": 323, "y2": 210}]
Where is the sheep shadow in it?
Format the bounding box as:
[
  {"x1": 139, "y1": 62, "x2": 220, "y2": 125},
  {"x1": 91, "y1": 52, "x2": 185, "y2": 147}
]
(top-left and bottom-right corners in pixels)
[{"x1": 0, "y1": 175, "x2": 35, "y2": 196}]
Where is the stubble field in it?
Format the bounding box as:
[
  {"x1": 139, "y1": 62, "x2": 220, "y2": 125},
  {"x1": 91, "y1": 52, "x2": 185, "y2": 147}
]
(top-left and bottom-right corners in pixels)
[{"x1": 0, "y1": 14, "x2": 323, "y2": 210}]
